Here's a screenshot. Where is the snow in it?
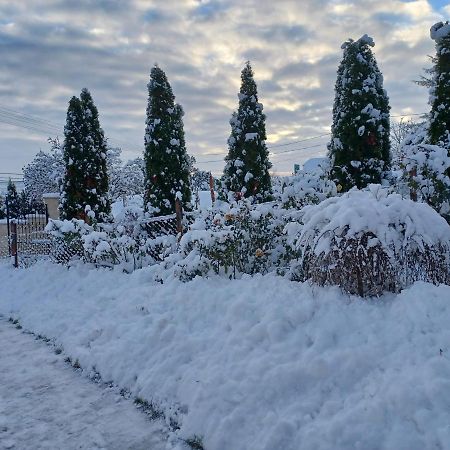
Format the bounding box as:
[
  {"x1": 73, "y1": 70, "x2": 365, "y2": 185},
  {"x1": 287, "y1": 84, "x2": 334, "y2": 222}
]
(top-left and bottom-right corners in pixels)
[
  {"x1": 111, "y1": 195, "x2": 144, "y2": 221},
  {"x1": 1, "y1": 260, "x2": 450, "y2": 449},
  {"x1": 198, "y1": 190, "x2": 213, "y2": 210},
  {"x1": 0, "y1": 317, "x2": 166, "y2": 450},
  {"x1": 430, "y1": 22, "x2": 450, "y2": 42},
  {"x1": 357, "y1": 33, "x2": 375, "y2": 47},
  {"x1": 302, "y1": 157, "x2": 328, "y2": 173},
  {"x1": 244, "y1": 132, "x2": 258, "y2": 141},
  {"x1": 299, "y1": 185, "x2": 450, "y2": 255},
  {"x1": 42, "y1": 192, "x2": 60, "y2": 199}
]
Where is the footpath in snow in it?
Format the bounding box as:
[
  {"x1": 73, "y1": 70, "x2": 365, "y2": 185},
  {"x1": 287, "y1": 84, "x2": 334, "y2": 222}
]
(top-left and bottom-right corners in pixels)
[{"x1": 0, "y1": 318, "x2": 166, "y2": 450}]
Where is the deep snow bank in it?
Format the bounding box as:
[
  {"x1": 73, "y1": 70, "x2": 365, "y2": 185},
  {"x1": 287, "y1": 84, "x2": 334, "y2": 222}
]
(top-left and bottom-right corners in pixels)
[{"x1": 1, "y1": 261, "x2": 450, "y2": 450}]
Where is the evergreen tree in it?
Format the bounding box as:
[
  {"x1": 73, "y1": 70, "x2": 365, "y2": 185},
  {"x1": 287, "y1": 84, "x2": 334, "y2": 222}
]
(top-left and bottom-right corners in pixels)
[
  {"x1": 221, "y1": 62, "x2": 272, "y2": 202},
  {"x1": 328, "y1": 35, "x2": 391, "y2": 191},
  {"x1": 144, "y1": 66, "x2": 191, "y2": 215},
  {"x1": 428, "y1": 22, "x2": 450, "y2": 161},
  {"x1": 61, "y1": 96, "x2": 85, "y2": 220},
  {"x1": 0, "y1": 194, "x2": 5, "y2": 220},
  {"x1": 18, "y1": 190, "x2": 31, "y2": 217},
  {"x1": 60, "y1": 90, "x2": 110, "y2": 222},
  {"x1": 6, "y1": 179, "x2": 20, "y2": 218}
]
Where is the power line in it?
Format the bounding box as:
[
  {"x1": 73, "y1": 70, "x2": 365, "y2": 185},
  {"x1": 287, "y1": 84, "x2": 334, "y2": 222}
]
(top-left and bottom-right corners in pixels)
[
  {"x1": 0, "y1": 104, "x2": 62, "y2": 129},
  {"x1": 196, "y1": 142, "x2": 327, "y2": 164},
  {"x1": 268, "y1": 133, "x2": 331, "y2": 148},
  {"x1": 0, "y1": 103, "x2": 430, "y2": 167},
  {"x1": 391, "y1": 113, "x2": 427, "y2": 118},
  {"x1": 0, "y1": 116, "x2": 60, "y2": 135}
]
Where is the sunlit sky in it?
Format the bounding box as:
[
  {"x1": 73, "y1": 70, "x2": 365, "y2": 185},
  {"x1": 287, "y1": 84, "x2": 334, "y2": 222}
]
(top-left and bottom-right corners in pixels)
[{"x1": 0, "y1": 0, "x2": 449, "y2": 179}]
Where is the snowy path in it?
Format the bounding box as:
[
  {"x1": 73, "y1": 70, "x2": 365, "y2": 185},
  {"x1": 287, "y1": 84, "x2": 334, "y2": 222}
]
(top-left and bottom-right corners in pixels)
[{"x1": 0, "y1": 319, "x2": 166, "y2": 450}]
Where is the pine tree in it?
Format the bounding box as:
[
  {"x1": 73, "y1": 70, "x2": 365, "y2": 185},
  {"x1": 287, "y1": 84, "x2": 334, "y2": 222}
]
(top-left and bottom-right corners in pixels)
[
  {"x1": 0, "y1": 194, "x2": 5, "y2": 220},
  {"x1": 222, "y1": 62, "x2": 272, "y2": 202},
  {"x1": 328, "y1": 35, "x2": 391, "y2": 191},
  {"x1": 144, "y1": 66, "x2": 191, "y2": 215},
  {"x1": 429, "y1": 22, "x2": 450, "y2": 159},
  {"x1": 60, "y1": 90, "x2": 110, "y2": 222},
  {"x1": 6, "y1": 179, "x2": 20, "y2": 218}
]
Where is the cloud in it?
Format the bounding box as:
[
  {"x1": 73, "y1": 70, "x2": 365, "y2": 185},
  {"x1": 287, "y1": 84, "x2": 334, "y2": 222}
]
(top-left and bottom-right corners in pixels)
[{"x1": 0, "y1": 0, "x2": 446, "y2": 177}]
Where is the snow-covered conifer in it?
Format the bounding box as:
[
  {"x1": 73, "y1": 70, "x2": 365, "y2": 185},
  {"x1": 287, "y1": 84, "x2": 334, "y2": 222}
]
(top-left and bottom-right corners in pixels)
[
  {"x1": 6, "y1": 179, "x2": 20, "y2": 218},
  {"x1": 0, "y1": 194, "x2": 5, "y2": 219},
  {"x1": 144, "y1": 66, "x2": 191, "y2": 215},
  {"x1": 328, "y1": 35, "x2": 390, "y2": 191},
  {"x1": 428, "y1": 22, "x2": 450, "y2": 159},
  {"x1": 60, "y1": 90, "x2": 111, "y2": 222},
  {"x1": 221, "y1": 62, "x2": 272, "y2": 202}
]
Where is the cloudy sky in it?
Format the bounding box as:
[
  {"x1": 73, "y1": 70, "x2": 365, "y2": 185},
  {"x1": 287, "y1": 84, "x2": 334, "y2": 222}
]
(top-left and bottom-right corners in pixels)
[{"x1": 0, "y1": 0, "x2": 449, "y2": 180}]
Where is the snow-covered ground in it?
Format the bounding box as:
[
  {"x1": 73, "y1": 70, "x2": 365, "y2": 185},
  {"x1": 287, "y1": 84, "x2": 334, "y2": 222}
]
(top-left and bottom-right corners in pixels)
[
  {"x1": 1, "y1": 260, "x2": 450, "y2": 450},
  {"x1": 0, "y1": 317, "x2": 166, "y2": 450}
]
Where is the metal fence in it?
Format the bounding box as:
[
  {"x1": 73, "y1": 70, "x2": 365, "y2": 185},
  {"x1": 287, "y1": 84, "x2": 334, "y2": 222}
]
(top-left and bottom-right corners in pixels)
[{"x1": 8, "y1": 207, "x2": 51, "y2": 267}]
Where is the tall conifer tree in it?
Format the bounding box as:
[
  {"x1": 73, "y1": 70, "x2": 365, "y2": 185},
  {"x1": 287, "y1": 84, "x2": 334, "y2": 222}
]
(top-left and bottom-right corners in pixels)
[
  {"x1": 328, "y1": 35, "x2": 390, "y2": 191},
  {"x1": 79, "y1": 88, "x2": 110, "y2": 220},
  {"x1": 6, "y1": 179, "x2": 20, "y2": 218},
  {"x1": 60, "y1": 90, "x2": 110, "y2": 222},
  {"x1": 222, "y1": 62, "x2": 272, "y2": 202},
  {"x1": 429, "y1": 22, "x2": 450, "y2": 160},
  {"x1": 144, "y1": 66, "x2": 191, "y2": 215}
]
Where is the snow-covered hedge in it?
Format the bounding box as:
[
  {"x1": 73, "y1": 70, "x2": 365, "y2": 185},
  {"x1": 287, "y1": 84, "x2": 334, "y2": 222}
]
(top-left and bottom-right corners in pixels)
[
  {"x1": 46, "y1": 215, "x2": 177, "y2": 272},
  {"x1": 46, "y1": 199, "x2": 304, "y2": 281},
  {"x1": 175, "y1": 201, "x2": 302, "y2": 281},
  {"x1": 297, "y1": 185, "x2": 450, "y2": 296}
]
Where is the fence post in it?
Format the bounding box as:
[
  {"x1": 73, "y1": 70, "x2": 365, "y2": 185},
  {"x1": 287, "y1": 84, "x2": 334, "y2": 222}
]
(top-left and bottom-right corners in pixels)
[
  {"x1": 175, "y1": 198, "x2": 183, "y2": 234},
  {"x1": 45, "y1": 204, "x2": 49, "y2": 224},
  {"x1": 209, "y1": 173, "x2": 216, "y2": 204},
  {"x1": 6, "y1": 197, "x2": 10, "y2": 255},
  {"x1": 10, "y1": 221, "x2": 18, "y2": 268}
]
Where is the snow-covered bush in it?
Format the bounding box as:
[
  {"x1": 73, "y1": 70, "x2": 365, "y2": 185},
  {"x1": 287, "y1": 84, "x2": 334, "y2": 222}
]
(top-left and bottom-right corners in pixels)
[
  {"x1": 175, "y1": 201, "x2": 302, "y2": 281},
  {"x1": 396, "y1": 122, "x2": 450, "y2": 221},
  {"x1": 45, "y1": 219, "x2": 90, "y2": 264},
  {"x1": 276, "y1": 163, "x2": 337, "y2": 209},
  {"x1": 297, "y1": 186, "x2": 450, "y2": 296}
]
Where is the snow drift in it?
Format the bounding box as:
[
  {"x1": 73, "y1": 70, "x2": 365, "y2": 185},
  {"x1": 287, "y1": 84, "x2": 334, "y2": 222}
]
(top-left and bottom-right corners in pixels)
[{"x1": 1, "y1": 261, "x2": 450, "y2": 449}]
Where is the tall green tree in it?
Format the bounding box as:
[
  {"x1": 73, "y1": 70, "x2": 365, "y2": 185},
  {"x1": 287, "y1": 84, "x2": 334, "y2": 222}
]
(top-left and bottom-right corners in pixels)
[
  {"x1": 5, "y1": 179, "x2": 20, "y2": 218},
  {"x1": 60, "y1": 89, "x2": 110, "y2": 222},
  {"x1": 0, "y1": 194, "x2": 5, "y2": 220},
  {"x1": 428, "y1": 22, "x2": 450, "y2": 158},
  {"x1": 328, "y1": 35, "x2": 391, "y2": 191},
  {"x1": 144, "y1": 65, "x2": 191, "y2": 215},
  {"x1": 221, "y1": 62, "x2": 272, "y2": 202}
]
